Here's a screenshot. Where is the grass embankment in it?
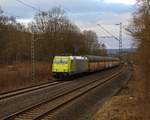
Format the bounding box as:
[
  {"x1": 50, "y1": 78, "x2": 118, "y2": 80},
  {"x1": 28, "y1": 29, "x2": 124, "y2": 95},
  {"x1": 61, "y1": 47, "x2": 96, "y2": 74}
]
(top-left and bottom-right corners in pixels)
[
  {"x1": 94, "y1": 65, "x2": 150, "y2": 120},
  {"x1": 0, "y1": 62, "x2": 52, "y2": 93}
]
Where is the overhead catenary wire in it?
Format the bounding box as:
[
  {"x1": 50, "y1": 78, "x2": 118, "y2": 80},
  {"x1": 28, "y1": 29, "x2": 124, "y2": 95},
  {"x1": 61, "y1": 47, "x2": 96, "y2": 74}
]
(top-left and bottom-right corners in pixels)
[
  {"x1": 97, "y1": 24, "x2": 119, "y2": 41},
  {"x1": 15, "y1": 0, "x2": 73, "y2": 14},
  {"x1": 15, "y1": 0, "x2": 101, "y2": 19},
  {"x1": 97, "y1": 23, "x2": 123, "y2": 58},
  {"x1": 15, "y1": 0, "x2": 40, "y2": 12}
]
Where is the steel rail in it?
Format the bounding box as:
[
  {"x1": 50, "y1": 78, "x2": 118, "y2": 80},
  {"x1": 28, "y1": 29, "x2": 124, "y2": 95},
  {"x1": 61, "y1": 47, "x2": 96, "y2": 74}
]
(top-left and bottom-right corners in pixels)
[
  {"x1": 7, "y1": 67, "x2": 125, "y2": 120},
  {"x1": 0, "y1": 66, "x2": 121, "y2": 99},
  {"x1": 0, "y1": 81, "x2": 60, "y2": 100},
  {"x1": 35, "y1": 68, "x2": 125, "y2": 120}
]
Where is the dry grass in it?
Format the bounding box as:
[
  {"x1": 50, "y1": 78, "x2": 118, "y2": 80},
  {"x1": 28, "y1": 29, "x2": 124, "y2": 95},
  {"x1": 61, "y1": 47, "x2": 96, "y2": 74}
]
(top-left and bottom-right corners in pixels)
[
  {"x1": 94, "y1": 65, "x2": 150, "y2": 120},
  {"x1": 0, "y1": 62, "x2": 52, "y2": 93}
]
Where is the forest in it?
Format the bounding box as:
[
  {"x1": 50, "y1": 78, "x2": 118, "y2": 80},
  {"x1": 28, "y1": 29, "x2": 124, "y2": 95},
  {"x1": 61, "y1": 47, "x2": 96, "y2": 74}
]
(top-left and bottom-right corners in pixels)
[
  {"x1": 0, "y1": 7, "x2": 107, "y2": 92},
  {"x1": 0, "y1": 7, "x2": 106, "y2": 65}
]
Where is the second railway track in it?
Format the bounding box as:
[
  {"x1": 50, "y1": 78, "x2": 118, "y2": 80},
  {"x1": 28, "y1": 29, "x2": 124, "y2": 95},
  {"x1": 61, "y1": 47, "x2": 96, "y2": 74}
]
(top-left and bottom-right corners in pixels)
[
  {"x1": 5, "y1": 67, "x2": 126, "y2": 120},
  {"x1": 0, "y1": 80, "x2": 61, "y2": 100}
]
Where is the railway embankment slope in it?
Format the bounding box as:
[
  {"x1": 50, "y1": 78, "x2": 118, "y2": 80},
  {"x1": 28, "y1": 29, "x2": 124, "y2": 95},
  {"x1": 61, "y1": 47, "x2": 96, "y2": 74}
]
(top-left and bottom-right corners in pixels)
[{"x1": 94, "y1": 65, "x2": 150, "y2": 120}]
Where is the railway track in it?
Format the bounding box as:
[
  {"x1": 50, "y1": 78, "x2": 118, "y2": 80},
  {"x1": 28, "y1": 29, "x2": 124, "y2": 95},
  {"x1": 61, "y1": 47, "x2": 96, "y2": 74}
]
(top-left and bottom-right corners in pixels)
[
  {"x1": 0, "y1": 81, "x2": 61, "y2": 100},
  {"x1": 5, "y1": 67, "x2": 125, "y2": 120}
]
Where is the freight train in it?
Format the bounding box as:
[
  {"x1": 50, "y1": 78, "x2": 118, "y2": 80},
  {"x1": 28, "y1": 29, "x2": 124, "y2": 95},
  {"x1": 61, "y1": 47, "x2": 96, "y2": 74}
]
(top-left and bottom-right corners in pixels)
[{"x1": 52, "y1": 55, "x2": 120, "y2": 79}]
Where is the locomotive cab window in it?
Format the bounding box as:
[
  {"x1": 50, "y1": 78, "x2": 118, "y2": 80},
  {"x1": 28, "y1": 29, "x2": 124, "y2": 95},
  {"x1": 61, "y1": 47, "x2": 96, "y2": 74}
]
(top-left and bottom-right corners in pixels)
[{"x1": 54, "y1": 59, "x2": 68, "y2": 64}]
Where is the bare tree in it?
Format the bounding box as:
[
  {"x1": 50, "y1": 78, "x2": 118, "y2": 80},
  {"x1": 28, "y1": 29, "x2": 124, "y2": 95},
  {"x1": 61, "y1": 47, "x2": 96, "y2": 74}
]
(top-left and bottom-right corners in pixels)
[{"x1": 130, "y1": 0, "x2": 150, "y2": 99}]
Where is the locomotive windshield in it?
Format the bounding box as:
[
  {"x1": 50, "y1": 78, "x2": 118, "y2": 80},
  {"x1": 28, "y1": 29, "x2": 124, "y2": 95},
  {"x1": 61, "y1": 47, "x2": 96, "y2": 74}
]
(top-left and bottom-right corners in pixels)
[{"x1": 54, "y1": 59, "x2": 68, "y2": 64}]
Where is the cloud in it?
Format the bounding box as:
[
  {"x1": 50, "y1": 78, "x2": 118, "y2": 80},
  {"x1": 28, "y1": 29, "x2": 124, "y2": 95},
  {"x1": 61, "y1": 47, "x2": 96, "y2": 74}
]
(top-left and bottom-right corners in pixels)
[
  {"x1": 1, "y1": 0, "x2": 134, "y2": 18},
  {"x1": 104, "y1": 0, "x2": 136, "y2": 5},
  {"x1": 16, "y1": 18, "x2": 32, "y2": 25},
  {"x1": 74, "y1": 11, "x2": 133, "y2": 49},
  {"x1": 1, "y1": 0, "x2": 134, "y2": 49}
]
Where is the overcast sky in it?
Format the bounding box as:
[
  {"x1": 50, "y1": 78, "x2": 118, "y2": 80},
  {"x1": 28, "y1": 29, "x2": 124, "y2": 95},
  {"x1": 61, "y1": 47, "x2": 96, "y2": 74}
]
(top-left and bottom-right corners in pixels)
[{"x1": 0, "y1": 0, "x2": 136, "y2": 49}]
